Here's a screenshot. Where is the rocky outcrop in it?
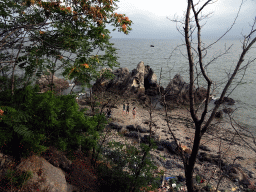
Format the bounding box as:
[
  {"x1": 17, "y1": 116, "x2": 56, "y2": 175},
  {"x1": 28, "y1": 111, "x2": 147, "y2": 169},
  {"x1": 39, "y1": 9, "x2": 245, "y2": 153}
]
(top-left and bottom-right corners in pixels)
[
  {"x1": 214, "y1": 96, "x2": 235, "y2": 105},
  {"x1": 163, "y1": 74, "x2": 207, "y2": 105},
  {"x1": 36, "y1": 69, "x2": 69, "y2": 94},
  {"x1": 215, "y1": 110, "x2": 223, "y2": 118},
  {"x1": 92, "y1": 61, "x2": 162, "y2": 97},
  {"x1": 41, "y1": 146, "x2": 72, "y2": 173},
  {"x1": 16, "y1": 155, "x2": 69, "y2": 192},
  {"x1": 223, "y1": 107, "x2": 234, "y2": 114}
]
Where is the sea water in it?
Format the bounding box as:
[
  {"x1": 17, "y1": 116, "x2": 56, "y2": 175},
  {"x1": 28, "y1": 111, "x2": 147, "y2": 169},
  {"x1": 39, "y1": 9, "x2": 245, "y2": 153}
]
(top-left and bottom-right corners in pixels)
[{"x1": 110, "y1": 38, "x2": 256, "y2": 135}]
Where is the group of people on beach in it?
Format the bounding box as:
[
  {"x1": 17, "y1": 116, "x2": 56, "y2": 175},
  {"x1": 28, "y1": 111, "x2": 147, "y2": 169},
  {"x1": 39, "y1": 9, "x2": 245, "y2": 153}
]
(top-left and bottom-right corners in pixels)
[{"x1": 123, "y1": 103, "x2": 136, "y2": 119}]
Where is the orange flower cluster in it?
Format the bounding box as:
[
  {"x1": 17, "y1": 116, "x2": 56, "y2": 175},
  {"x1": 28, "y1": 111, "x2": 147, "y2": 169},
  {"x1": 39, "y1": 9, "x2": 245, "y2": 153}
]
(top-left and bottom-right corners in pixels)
[
  {"x1": 0, "y1": 109, "x2": 4, "y2": 121},
  {"x1": 113, "y1": 13, "x2": 131, "y2": 33},
  {"x1": 80, "y1": 63, "x2": 89, "y2": 68},
  {"x1": 69, "y1": 63, "x2": 89, "y2": 77},
  {"x1": 122, "y1": 24, "x2": 126, "y2": 31},
  {"x1": 39, "y1": 31, "x2": 45, "y2": 35},
  {"x1": 60, "y1": 6, "x2": 72, "y2": 13},
  {"x1": 57, "y1": 55, "x2": 63, "y2": 60}
]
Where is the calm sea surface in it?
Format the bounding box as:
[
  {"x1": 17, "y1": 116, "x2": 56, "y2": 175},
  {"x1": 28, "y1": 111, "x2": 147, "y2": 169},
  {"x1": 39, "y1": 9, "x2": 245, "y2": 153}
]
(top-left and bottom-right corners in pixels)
[{"x1": 109, "y1": 38, "x2": 256, "y2": 135}]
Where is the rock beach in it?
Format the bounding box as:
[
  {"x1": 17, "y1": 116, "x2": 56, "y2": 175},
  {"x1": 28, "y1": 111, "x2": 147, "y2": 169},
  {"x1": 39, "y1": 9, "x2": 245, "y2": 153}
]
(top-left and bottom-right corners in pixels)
[{"x1": 85, "y1": 93, "x2": 256, "y2": 191}]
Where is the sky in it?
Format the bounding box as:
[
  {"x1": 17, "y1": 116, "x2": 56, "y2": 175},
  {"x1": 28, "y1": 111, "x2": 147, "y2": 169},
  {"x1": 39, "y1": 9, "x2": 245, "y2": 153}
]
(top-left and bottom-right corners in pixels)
[{"x1": 109, "y1": 0, "x2": 256, "y2": 39}]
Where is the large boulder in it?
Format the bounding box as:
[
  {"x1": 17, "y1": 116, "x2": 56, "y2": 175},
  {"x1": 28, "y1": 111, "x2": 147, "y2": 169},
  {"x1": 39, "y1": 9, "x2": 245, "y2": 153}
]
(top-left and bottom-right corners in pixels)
[
  {"x1": 16, "y1": 155, "x2": 69, "y2": 192},
  {"x1": 36, "y1": 69, "x2": 69, "y2": 94},
  {"x1": 163, "y1": 74, "x2": 207, "y2": 105}
]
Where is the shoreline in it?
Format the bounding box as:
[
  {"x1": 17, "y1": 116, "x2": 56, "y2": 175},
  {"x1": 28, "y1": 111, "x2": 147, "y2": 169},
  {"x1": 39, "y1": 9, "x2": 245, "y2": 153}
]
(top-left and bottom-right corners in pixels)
[{"x1": 78, "y1": 93, "x2": 256, "y2": 191}]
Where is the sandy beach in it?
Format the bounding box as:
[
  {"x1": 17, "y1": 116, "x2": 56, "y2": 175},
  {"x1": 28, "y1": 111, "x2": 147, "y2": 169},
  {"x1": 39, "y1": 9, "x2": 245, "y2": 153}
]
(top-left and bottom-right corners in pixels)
[{"x1": 78, "y1": 94, "x2": 256, "y2": 191}]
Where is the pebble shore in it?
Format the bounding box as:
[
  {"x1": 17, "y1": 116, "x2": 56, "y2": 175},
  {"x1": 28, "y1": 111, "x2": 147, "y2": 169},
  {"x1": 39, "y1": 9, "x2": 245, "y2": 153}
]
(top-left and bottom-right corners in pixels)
[{"x1": 78, "y1": 96, "x2": 256, "y2": 191}]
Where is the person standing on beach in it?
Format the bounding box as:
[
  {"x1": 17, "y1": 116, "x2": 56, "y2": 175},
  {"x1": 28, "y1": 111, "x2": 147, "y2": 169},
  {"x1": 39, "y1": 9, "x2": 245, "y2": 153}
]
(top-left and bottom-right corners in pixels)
[
  {"x1": 122, "y1": 103, "x2": 126, "y2": 116},
  {"x1": 132, "y1": 107, "x2": 136, "y2": 119},
  {"x1": 126, "y1": 103, "x2": 129, "y2": 114}
]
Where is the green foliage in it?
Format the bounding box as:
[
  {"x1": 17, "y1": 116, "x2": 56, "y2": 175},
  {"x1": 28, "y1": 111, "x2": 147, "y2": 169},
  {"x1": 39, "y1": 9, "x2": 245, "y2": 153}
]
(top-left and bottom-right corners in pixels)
[
  {"x1": 4, "y1": 169, "x2": 33, "y2": 188},
  {"x1": 0, "y1": 0, "x2": 132, "y2": 93},
  {"x1": 0, "y1": 85, "x2": 108, "y2": 161},
  {"x1": 196, "y1": 174, "x2": 201, "y2": 184},
  {"x1": 95, "y1": 141, "x2": 160, "y2": 192}
]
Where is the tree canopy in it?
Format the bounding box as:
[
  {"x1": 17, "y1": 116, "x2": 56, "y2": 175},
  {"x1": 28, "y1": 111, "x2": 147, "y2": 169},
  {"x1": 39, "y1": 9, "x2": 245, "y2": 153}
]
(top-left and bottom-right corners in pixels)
[{"x1": 0, "y1": 0, "x2": 132, "y2": 93}]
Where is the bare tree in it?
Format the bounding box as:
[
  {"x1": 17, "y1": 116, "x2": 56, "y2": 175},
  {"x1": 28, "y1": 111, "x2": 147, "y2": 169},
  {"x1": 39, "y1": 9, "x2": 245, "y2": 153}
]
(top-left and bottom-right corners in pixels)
[{"x1": 165, "y1": 0, "x2": 256, "y2": 191}]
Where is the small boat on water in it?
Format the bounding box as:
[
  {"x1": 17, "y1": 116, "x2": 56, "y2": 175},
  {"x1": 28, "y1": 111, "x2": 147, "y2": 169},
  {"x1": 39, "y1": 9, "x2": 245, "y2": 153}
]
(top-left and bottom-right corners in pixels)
[{"x1": 150, "y1": 45, "x2": 154, "y2": 47}]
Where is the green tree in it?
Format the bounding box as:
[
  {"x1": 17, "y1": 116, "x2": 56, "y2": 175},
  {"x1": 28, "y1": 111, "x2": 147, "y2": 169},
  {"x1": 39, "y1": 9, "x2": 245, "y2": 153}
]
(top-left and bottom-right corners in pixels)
[{"x1": 0, "y1": 0, "x2": 132, "y2": 95}]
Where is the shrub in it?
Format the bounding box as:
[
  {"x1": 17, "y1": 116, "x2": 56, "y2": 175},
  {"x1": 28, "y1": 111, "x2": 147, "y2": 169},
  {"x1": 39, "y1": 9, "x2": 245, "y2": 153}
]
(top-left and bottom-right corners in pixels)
[
  {"x1": 0, "y1": 84, "x2": 107, "y2": 161},
  {"x1": 4, "y1": 169, "x2": 33, "y2": 188}
]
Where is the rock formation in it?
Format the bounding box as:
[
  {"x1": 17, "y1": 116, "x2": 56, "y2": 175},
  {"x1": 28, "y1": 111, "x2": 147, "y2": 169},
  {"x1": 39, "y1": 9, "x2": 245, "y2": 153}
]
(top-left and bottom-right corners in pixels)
[
  {"x1": 163, "y1": 74, "x2": 207, "y2": 105},
  {"x1": 36, "y1": 69, "x2": 69, "y2": 94},
  {"x1": 214, "y1": 96, "x2": 235, "y2": 105},
  {"x1": 92, "y1": 61, "x2": 163, "y2": 97},
  {"x1": 16, "y1": 155, "x2": 69, "y2": 192}
]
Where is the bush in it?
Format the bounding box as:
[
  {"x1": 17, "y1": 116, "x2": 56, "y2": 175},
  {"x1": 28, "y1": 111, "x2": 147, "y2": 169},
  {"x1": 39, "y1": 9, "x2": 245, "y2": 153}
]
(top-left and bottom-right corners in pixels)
[
  {"x1": 0, "y1": 84, "x2": 107, "y2": 161},
  {"x1": 95, "y1": 141, "x2": 160, "y2": 192},
  {"x1": 4, "y1": 169, "x2": 33, "y2": 188}
]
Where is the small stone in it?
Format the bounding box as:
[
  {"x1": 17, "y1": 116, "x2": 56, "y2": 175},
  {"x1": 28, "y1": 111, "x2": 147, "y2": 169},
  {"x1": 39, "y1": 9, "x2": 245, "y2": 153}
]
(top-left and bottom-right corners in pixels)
[
  {"x1": 199, "y1": 145, "x2": 211, "y2": 152},
  {"x1": 236, "y1": 156, "x2": 245, "y2": 160},
  {"x1": 157, "y1": 146, "x2": 164, "y2": 151},
  {"x1": 223, "y1": 108, "x2": 234, "y2": 114}
]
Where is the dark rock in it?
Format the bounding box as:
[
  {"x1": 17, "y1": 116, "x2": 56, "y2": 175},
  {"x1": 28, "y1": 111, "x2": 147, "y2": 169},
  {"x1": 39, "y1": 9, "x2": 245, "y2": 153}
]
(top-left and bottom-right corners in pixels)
[
  {"x1": 163, "y1": 74, "x2": 207, "y2": 105},
  {"x1": 178, "y1": 175, "x2": 186, "y2": 182},
  {"x1": 136, "y1": 125, "x2": 148, "y2": 133},
  {"x1": 126, "y1": 125, "x2": 137, "y2": 132},
  {"x1": 215, "y1": 111, "x2": 223, "y2": 118},
  {"x1": 108, "y1": 122, "x2": 123, "y2": 132},
  {"x1": 223, "y1": 108, "x2": 234, "y2": 114},
  {"x1": 236, "y1": 156, "x2": 245, "y2": 160},
  {"x1": 124, "y1": 131, "x2": 140, "y2": 139},
  {"x1": 92, "y1": 62, "x2": 162, "y2": 97},
  {"x1": 161, "y1": 141, "x2": 178, "y2": 154},
  {"x1": 157, "y1": 145, "x2": 164, "y2": 151},
  {"x1": 199, "y1": 145, "x2": 211, "y2": 152},
  {"x1": 214, "y1": 96, "x2": 235, "y2": 105},
  {"x1": 141, "y1": 134, "x2": 160, "y2": 144},
  {"x1": 138, "y1": 94, "x2": 148, "y2": 102}
]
